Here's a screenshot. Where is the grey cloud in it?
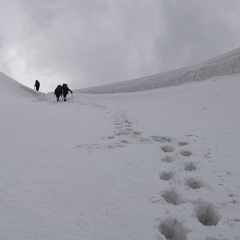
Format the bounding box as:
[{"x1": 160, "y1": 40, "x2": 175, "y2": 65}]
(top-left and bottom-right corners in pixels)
[
  {"x1": 154, "y1": 1, "x2": 240, "y2": 72},
  {"x1": 13, "y1": 0, "x2": 162, "y2": 91}
]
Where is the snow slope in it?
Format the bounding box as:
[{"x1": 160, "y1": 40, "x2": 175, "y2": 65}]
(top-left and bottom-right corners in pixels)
[
  {"x1": 0, "y1": 48, "x2": 240, "y2": 240},
  {"x1": 77, "y1": 47, "x2": 240, "y2": 94},
  {"x1": 0, "y1": 71, "x2": 43, "y2": 98}
]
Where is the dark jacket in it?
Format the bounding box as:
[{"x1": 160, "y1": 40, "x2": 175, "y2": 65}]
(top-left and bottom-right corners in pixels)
[
  {"x1": 34, "y1": 80, "x2": 40, "y2": 91},
  {"x1": 54, "y1": 85, "x2": 63, "y2": 98},
  {"x1": 62, "y1": 84, "x2": 72, "y2": 97}
]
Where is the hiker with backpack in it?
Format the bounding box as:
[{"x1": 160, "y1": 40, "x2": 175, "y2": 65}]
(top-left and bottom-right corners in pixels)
[
  {"x1": 62, "y1": 84, "x2": 73, "y2": 101},
  {"x1": 34, "y1": 80, "x2": 40, "y2": 91},
  {"x1": 54, "y1": 85, "x2": 63, "y2": 102}
]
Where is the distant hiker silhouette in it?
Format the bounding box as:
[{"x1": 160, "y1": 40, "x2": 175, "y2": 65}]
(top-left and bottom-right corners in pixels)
[
  {"x1": 54, "y1": 85, "x2": 63, "y2": 102},
  {"x1": 34, "y1": 80, "x2": 40, "y2": 91},
  {"x1": 62, "y1": 83, "x2": 73, "y2": 101}
]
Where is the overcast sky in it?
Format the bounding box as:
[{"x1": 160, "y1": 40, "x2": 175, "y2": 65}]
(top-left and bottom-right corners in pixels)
[{"x1": 1, "y1": 0, "x2": 240, "y2": 93}]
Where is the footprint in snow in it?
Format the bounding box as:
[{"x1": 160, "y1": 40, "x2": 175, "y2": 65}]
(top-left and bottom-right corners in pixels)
[
  {"x1": 115, "y1": 129, "x2": 130, "y2": 136},
  {"x1": 161, "y1": 188, "x2": 183, "y2": 205},
  {"x1": 152, "y1": 136, "x2": 173, "y2": 143},
  {"x1": 161, "y1": 145, "x2": 175, "y2": 153},
  {"x1": 194, "y1": 201, "x2": 220, "y2": 226},
  {"x1": 180, "y1": 150, "x2": 192, "y2": 157},
  {"x1": 132, "y1": 130, "x2": 142, "y2": 136},
  {"x1": 157, "y1": 217, "x2": 189, "y2": 240},
  {"x1": 178, "y1": 141, "x2": 188, "y2": 146},
  {"x1": 107, "y1": 136, "x2": 115, "y2": 139},
  {"x1": 124, "y1": 119, "x2": 132, "y2": 125},
  {"x1": 161, "y1": 155, "x2": 175, "y2": 163},
  {"x1": 183, "y1": 162, "x2": 197, "y2": 171},
  {"x1": 185, "y1": 177, "x2": 205, "y2": 189},
  {"x1": 159, "y1": 171, "x2": 174, "y2": 181}
]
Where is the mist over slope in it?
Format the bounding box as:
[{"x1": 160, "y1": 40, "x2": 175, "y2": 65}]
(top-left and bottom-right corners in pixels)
[{"x1": 77, "y1": 47, "x2": 240, "y2": 94}]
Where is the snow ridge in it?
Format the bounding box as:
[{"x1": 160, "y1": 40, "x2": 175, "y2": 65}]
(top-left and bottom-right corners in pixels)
[
  {"x1": 77, "y1": 47, "x2": 240, "y2": 94},
  {"x1": 0, "y1": 71, "x2": 43, "y2": 98}
]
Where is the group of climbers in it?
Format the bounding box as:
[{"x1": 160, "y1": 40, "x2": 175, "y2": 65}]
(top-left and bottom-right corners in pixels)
[
  {"x1": 54, "y1": 83, "x2": 73, "y2": 102},
  {"x1": 34, "y1": 80, "x2": 73, "y2": 102}
]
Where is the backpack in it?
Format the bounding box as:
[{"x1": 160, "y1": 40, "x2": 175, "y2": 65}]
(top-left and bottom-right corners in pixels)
[
  {"x1": 57, "y1": 85, "x2": 62, "y2": 90},
  {"x1": 62, "y1": 83, "x2": 68, "y2": 89},
  {"x1": 62, "y1": 83, "x2": 69, "y2": 94},
  {"x1": 55, "y1": 85, "x2": 62, "y2": 95}
]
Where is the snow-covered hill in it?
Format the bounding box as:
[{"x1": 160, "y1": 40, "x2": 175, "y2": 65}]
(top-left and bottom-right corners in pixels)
[
  {"x1": 0, "y1": 71, "x2": 43, "y2": 98},
  {"x1": 77, "y1": 47, "x2": 240, "y2": 94},
  {"x1": 0, "y1": 48, "x2": 240, "y2": 240}
]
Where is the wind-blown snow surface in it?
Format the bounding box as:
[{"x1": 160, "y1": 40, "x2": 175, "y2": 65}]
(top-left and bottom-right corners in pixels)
[
  {"x1": 77, "y1": 47, "x2": 240, "y2": 94},
  {"x1": 0, "y1": 72, "x2": 240, "y2": 239}
]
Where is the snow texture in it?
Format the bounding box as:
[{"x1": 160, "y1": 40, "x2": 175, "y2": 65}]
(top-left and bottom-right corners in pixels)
[{"x1": 0, "y1": 47, "x2": 240, "y2": 240}]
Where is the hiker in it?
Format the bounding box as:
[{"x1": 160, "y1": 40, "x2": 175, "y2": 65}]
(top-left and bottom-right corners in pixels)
[
  {"x1": 54, "y1": 85, "x2": 63, "y2": 102},
  {"x1": 62, "y1": 83, "x2": 73, "y2": 101},
  {"x1": 34, "y1": 80, "x2": 40, "y2": 91}
]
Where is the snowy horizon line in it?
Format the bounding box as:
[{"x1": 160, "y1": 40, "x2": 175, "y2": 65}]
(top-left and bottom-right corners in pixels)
[{"x1": 1, "y1": 46, "x2": 240, "y2": 94}]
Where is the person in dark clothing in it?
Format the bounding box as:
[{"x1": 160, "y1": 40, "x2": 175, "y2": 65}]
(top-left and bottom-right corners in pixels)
[
  {"x1": 34, "y1": 80, "x2": 40, "y2": 91},
  {"x1": 54, "y1": 85, "x2": 63, "y2": 102},
  {"x1": 62, "y1": 84, "x2": 73, "y2": 101}
]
